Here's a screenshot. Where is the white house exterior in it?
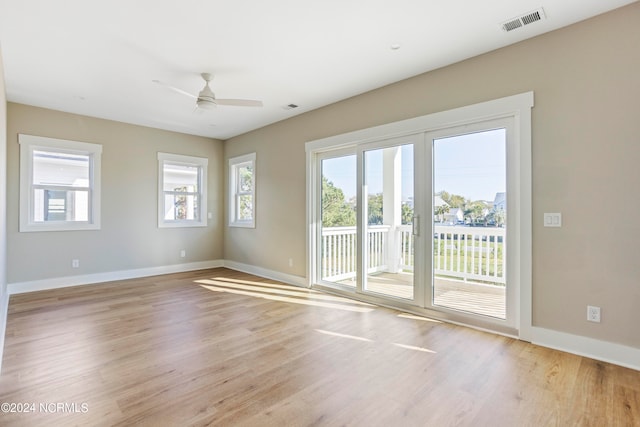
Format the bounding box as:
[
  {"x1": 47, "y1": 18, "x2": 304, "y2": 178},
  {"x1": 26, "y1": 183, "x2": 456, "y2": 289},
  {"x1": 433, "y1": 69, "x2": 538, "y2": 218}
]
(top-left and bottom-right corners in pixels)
[
  {"x1": 493, "y1": 192, "x2": 506, "y2": 211},
  {"x1": 444, "y1": 207, "x2": 464, "y2": 224}
]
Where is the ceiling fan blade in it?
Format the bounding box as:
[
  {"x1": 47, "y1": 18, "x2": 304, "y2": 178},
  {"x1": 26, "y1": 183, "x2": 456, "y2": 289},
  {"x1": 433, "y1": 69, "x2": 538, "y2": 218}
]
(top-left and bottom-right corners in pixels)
[
  {"x1": 152, "y1": 79, "x2": 197, "y2": 99},
  {"x1": 215, "y1": 99, "x2": 263, "y2": 107}
]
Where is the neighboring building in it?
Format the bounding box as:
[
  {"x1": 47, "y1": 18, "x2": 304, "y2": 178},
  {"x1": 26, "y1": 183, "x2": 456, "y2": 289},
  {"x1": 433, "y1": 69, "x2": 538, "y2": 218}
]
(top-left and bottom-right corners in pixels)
[
  {"x1": 444, "y1": 207, "x2": 464, "y2": 224},
  {"x1": 433, "y1": 195, "x2": 450, "y2": 223},
  {"x1": 493, "y1": 192, "x2": 506, "y2": 211}
]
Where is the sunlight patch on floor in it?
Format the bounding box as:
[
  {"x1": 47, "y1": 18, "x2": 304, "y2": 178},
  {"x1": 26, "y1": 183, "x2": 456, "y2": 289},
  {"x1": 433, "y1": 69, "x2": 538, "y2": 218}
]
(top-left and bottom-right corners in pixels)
[
  {"x1": 212, "y1": 277, "x2": 318, "y2": 292},
  {"x1": 315, "y1": 329, "x2": 374, "y2": 342},
  {"x1": 393, "y1": 343, "x2": 437, "y2": 353},
  {"x1": 315, "y1": 329, "x2": 437, "y2": 354},
  {"x1": 398, "y1": 313, "x2": 442, "y2": 323},
  {"x1": 198, "y1": 278, "x2": 375, "y2": 306},
  {"x1": 197, "y1": 281, "x2": 374, "y2": 313}
]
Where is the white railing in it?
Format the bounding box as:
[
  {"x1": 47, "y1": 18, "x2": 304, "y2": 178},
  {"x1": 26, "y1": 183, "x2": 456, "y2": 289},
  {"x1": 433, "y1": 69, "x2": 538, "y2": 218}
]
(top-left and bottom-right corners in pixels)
[
  {"x1": 398, "y1": 224, "x2": 414, "y2": 271},
  {"x1": 321, "y1": 226, "x2": 357, "y2": 282},
  {"x1": 321, "y1": 224, "x2": 505, "y2": 284},
  {"x1": 321, "y1": 225, "x2": 390, "y2": 281},
  {"x1": 432, "y1": 225, "x2": 505, "y2": 284},
  {"x1": 367, "y1": 225, "x2": 390, "y2": 274}
]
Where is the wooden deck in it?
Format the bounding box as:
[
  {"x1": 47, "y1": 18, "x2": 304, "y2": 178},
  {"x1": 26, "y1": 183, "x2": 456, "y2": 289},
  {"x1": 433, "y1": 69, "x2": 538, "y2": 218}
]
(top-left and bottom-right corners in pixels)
[
  {"x1": 433, "y1": 278, "x2": 505, "y2": 319},
  {"x1": 339, "y1": 273, "x2": 506, "y2": 319}
]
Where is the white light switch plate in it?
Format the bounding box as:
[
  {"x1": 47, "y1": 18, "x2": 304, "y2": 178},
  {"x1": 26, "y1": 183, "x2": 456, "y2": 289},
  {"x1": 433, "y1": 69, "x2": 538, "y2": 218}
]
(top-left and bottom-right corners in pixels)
[{"x1": 544, "y1": 213, "x2": 562, "y2": 227}]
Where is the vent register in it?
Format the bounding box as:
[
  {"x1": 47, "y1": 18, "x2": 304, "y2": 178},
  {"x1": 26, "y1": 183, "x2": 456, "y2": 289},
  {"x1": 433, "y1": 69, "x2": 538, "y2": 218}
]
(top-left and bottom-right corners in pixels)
[{"x1": 501, "y1": 8, "x2": 546, "y2": 32}]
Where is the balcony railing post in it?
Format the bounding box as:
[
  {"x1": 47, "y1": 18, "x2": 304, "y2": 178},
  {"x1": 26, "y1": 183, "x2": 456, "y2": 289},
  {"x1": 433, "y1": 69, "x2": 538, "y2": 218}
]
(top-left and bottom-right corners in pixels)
[{"x1": 386, "y1": 226, "x2": 399, "y2": 273}]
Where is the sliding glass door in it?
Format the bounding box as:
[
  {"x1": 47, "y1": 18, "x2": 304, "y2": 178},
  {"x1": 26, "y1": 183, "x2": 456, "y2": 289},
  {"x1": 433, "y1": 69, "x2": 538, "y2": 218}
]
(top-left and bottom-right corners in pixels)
[
  {"x1": 311, "y1": 113, "x2": 522, "y2": 332},
  {"x1": 361, "y1": 140, "x2": 417, "y2": 302},
  {"x1": 429, "y1": 127, "x2": 508, "y2": 320}
]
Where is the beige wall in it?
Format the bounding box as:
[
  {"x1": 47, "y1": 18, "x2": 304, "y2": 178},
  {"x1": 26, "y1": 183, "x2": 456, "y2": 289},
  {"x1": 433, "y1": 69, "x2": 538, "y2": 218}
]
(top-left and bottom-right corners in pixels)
[
  {"x1": 225, "y1": 3, "x2": 640, "y2": 348},
  {"x1": 7, "y1": 103, "x2": 224, "y2": 283},
  {"x1": 0, "y1": 45, "x2": 8, "y2": 372}
]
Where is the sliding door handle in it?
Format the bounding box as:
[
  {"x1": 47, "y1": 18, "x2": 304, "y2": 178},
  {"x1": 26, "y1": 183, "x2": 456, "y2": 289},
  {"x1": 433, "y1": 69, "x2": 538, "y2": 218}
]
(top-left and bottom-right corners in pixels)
[{"x1": 412, "y1": 215, "x2": 419, "y2": 236}]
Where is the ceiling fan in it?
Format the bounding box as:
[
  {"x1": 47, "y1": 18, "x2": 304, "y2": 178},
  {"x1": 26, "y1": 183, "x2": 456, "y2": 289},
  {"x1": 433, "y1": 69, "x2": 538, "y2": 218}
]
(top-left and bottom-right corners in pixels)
[{"x1": 153, "y1": 73, "x2": 263, "y2": 110}]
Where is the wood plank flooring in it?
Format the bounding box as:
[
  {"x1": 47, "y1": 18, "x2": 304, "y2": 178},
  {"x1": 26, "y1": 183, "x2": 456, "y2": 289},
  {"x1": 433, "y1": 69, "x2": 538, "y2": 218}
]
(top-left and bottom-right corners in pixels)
[{"x1": 0, "y1": 268, "x2": 638, "y2": 426}]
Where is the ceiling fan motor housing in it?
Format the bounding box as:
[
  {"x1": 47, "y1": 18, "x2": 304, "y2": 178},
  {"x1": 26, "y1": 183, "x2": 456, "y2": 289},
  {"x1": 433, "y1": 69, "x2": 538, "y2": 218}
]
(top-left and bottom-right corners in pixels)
[{"x1": 197, "y1": 82, "x2": 217, "y2": 109}]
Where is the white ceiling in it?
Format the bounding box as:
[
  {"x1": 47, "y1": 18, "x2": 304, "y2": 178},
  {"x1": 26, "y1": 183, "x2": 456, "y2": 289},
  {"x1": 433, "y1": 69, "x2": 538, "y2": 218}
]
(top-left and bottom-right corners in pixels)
[{"x1": 0, "y1": 0, "x2": 635, "y2": 140}]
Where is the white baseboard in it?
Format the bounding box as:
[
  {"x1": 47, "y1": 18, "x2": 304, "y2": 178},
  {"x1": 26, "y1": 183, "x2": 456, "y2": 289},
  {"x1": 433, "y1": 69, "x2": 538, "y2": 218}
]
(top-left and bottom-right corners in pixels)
[
  {"x1": 222, "y1": 260, "x2": 308, "y2": 288},
  {"x1": 0, "y1": 290, "x2": 8, "y2": 374},
  {"x1": 7, "y1": 260, "x2": 224, "y2": 295},
  {"x1": 532, "y1": 327, "x2": 640, "y2": 371}
]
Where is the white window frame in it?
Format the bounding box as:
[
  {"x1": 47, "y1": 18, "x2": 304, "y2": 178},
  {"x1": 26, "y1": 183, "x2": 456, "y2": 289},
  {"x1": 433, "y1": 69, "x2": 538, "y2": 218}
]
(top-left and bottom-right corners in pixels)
[
  {"x1": 19, "y1": 134, "x2": 102, "y2": 232},
  {"x1": 229, "y1": 152, "x2": 256, "y2": 228},
  {"x1": 158, "y1": 152, "x2": 208, "y2": 228}
]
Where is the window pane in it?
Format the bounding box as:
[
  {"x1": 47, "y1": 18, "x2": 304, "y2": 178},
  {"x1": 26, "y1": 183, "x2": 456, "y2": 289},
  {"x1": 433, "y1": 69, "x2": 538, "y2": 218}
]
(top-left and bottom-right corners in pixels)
[
  {"x1": 432, "y1": 129, "x2": 507, "y2": 319},
  {"x1": 238, "y1": 164, "x2": 253, "y2": 192},
  {"x1": 164, "y1": 194, "x2": 199, "y2": 221},
  {"x1": 33, "y1": 150, "x2": 89, "y2": 187},
  {"x1": 320, "y1": 154, "x2": 357, "y2": 286},
  {"x1": 33, "y1": 189, "x2": 89, "y2": 222},
  {"x1": 228, "y1": 153, "x2": 255, "y2": 228},
  {"x1": 238, "y1": 194, "x2": 253, "y2": 221},
  {"x1": 163, "y1": 163, "x2": 199, "y2": 192}
]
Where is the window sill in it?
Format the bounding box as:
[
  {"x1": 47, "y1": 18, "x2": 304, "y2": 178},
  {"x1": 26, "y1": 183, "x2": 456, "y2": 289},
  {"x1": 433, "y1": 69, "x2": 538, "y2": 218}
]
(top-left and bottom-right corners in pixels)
[
  {"x1": 158, "y1": 220, "x2": 208, "y2": 229},
  {"x1": 229, "y1": 221, "x2": 255, "y2": 229},
  {"x1": 20, "y1": 222, "x2": 101, "y2": 233}
]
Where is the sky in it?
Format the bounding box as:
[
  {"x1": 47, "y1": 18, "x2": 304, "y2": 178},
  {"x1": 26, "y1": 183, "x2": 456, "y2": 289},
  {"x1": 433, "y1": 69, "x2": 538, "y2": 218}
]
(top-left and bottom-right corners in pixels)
[
  {"x1": 322, "y1": 128, "x2": 506, "y2": 202},
  {"x1": 433, "y1": 128, "x2": 506, "y2": 202}
]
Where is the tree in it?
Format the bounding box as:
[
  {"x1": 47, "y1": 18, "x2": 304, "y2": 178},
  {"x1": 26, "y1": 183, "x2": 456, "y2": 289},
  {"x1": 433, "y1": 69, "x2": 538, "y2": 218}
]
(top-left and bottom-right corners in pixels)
[
  {"x1": 237, "y1": 165, "x2": 254, "y2": 220},
  {"x1": 488, "y1": 208, "x2": 506, "y2": 227},
  {"x1": 367, "y1": 193, "x2": 384, "y2": 225},
  {"x1": 434, "y1": 204, "x2": 450, "y2": 223},
  {"x1": 401, "y1": 202, "x2": 414, "y2": 225},
  {"x1": 464, "y1": 201, "x2": 488, "y2": 225},
  {"x1": 322, "y1": 177, "x2": 356, "y2": 227},
  {"x1": 368, "y1": 196, "x2": 416, "y2": 225},
  {"x1": 439, "y1": 191, "x2": 467, "y2": 209}
]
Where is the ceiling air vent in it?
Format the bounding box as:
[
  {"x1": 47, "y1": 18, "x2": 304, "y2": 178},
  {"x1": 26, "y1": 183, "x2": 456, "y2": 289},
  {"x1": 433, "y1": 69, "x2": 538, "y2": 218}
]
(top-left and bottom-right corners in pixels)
[
  {"x1": 501, "y1": 8, "x2": 546, "y2": 32},
  {"x1": 283, "y1": 103, "x2": 299, "y2": 110}
]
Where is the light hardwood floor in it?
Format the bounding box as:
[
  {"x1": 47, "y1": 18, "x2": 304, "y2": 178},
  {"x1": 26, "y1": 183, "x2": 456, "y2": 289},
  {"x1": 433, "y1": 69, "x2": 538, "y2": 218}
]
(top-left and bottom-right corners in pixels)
[{"x1": 0, "y1": 268, "x2": 638, "y2": 426}]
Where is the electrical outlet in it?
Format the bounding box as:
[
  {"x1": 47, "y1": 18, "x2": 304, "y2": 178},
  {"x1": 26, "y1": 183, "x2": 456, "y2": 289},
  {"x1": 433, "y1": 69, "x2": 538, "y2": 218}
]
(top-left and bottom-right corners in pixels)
[
  {"x1": 587, "y1": 305, "x2": 601, "y2": 323},
  {"x1": 72, "y1": 259, "x2": 79, "y2": 268},
  {"x1": 288, "y1": 258, "x2": 293, "y2": 267},
  {"x1": 180, "y1": 249, "x2": 186, "y2": 258}
]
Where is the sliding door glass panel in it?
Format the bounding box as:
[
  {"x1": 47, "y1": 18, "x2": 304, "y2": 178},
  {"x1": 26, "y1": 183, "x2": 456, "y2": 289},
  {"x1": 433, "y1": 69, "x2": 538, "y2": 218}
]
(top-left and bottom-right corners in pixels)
[
  {"x1": 363, "y1": 144, "x2": 414, "y2": 300},
  {"x1": 432, "y1": 129, "x2": 506, "y2": 319},
  {"x1": 320, "y1": 155, "x2": 357, "y2": 287}
]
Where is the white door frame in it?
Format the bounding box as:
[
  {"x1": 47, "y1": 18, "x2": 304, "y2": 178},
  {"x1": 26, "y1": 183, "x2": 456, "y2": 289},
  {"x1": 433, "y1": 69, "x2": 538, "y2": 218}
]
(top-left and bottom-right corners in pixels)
[{"x1": 306, "y1": 92, "x2": 533, "y2": 339}]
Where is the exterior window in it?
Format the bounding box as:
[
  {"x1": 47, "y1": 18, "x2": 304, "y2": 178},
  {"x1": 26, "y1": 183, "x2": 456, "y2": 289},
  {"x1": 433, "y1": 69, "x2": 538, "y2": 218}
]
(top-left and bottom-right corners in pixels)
[
  {"x1": 229, "y1": 153, "x2": 256, "y2": 228},
  {"x1": 158, "y1": 153, "x2": 208, "y2": 228},
  {"x1": 19, "y1": 134, "x2": 102, "y2": 232}
]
